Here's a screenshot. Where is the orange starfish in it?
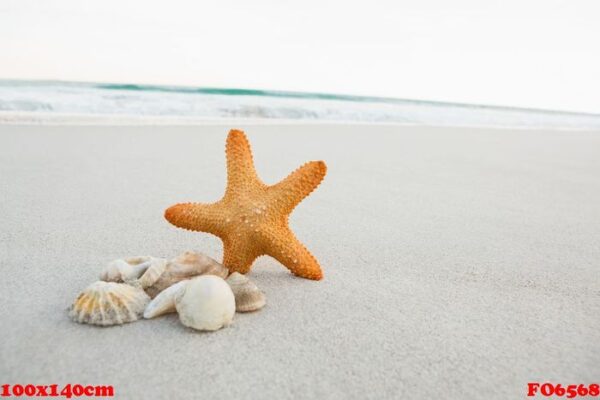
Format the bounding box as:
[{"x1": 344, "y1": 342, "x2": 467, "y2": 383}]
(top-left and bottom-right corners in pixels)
[{"x1": 164, "y1": 129, "x2": 327, "y2": 280}]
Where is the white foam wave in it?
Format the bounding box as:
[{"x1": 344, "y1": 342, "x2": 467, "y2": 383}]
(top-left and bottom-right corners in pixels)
[{"x1": 1, "y1": 81, "x2": 599, "y2": 129}]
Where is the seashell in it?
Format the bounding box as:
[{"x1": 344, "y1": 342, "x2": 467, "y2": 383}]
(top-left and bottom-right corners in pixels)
[
  {"x1": 226, "y1": 272, "x2": 266, "y2": 312},
  {"x1": 176, "y1": 276, "x2": 235, "y2": 331},
  {"x1": 144, "y1": 251, "x2": 229, "y2": 298},
  {"x1": 144, "y1": 276, "x2": 235, "y2": 332},
  {"x1": 143, "y1": 280, "x2": 187, "y2": 319},
  {"x1": 135, "y1": 257, "x2": 168, "y2": 289},
  {"x1": 99, "y1": 256, "x2": 167, "y2": 287},
  {"x1": 69, "y1": 281, "x2": 150, "y2": 326}
]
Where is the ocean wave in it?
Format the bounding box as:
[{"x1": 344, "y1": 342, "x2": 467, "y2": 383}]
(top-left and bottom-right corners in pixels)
[
  {"x1": 0, "y1": 79, "x2": 599, "y2": 129},
  {"x1": 0, "y1": 99, "x2": 53, "y2": 112}
]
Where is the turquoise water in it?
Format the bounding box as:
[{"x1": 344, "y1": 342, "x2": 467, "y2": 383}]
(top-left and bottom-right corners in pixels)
[{"x1": 1, "y1": 79, "x2": 599, "y2": 129}]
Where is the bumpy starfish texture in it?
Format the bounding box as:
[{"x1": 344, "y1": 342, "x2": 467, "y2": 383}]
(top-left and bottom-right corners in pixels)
[{"x1": 165, "y1": 129, "x2": 327, "y2": 280}]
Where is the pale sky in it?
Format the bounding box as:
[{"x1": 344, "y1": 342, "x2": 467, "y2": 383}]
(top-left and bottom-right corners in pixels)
[{"x1": 1, "y1": 0, "x2": 599, "y2": 113}]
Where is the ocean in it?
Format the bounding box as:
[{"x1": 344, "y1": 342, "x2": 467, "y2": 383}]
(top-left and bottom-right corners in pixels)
[{"x1": 1, "y1": 80, "x2": 599, "y2": 129}]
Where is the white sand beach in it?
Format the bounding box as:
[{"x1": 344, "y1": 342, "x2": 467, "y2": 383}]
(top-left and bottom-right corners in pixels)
[{"x1": 0, "y1": 122, "x2": 598, "y2": 399}]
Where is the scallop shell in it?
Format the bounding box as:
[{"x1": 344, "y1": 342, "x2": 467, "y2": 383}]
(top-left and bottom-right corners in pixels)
[
  {"x1": 99, "y1": 256, "x2": 167, "y2": 287},
  {"x1": 226, "y1": 272, "x2": 266, "y2": 312},
  {"x1": 144, "y1": 251, "x2": 228, "y2": 298},
  {"x1": 144, "y1": 276, "x2": 235, "y2": 332},
  {"x1": 69, "y1": 281, "x2": 150, "y2": 326}
]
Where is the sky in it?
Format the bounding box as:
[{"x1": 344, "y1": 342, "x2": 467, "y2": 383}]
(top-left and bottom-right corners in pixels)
[{"x1": 0, "y1": 0, "x2": 599, "y2": 113}]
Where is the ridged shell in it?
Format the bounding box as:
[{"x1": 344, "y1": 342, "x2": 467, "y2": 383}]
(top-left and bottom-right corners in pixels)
[
  {"x1": 99, "y1": 256, "x2": 167, "y2": 286},
  {"x1": 144, "y1": 251, "x2": 229, "y2": 298},
  {"x1": 69, "y1": 281, "x2": 150, "y2": 326},
  {"x1": 226, "y1": 272, "x2": 266, "y2": 312}
]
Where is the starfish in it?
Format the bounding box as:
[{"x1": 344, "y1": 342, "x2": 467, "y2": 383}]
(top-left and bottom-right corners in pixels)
[{"x1": 164, "y1": 129, "x2": 327, "y2": 280}]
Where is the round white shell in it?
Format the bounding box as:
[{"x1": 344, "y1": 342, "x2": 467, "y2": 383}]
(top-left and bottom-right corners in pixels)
[
  {"x1": 176, "y1": 275, "x2": 235, "y2": 331},
  {"x1": 69, "y1": 281, "x2": 150, "y2": 326},
  {"x1": 226, "y1": 272, "x2": 266, "y2": 313}
]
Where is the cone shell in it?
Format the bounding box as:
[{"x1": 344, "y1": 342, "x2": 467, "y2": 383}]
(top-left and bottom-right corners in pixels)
[
  {"x1": 69, "y1": 281, "x2": 150, "y2": 326},
  {"x1": 144, "y1": 251, "x2": 228, "y2": 298},
  {"x1": 226, "y1": 272, "x2": 266, "y2": 312}
]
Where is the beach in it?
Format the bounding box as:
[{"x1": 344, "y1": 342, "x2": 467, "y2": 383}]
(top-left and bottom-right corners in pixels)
[{"x1": 0, "y1": 122, "x2": 598, "y2": 399}]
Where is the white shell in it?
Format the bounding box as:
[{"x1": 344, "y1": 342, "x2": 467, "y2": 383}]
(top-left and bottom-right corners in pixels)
[
  {"x1": 145, "y1": 251, "x2": 229, "y2": 298},
  {"x1": 69, "y1": 281, "x2": 150, "y2": 326},
  {"x1": 144, "y1": 276, "x2": 236, "y2": 332},
  {"x1": 136, "y1": 257, "x2": 168, "y2": 289},
  {"x1": 226, "y1": 272, "x2": 266, "y2": 312},
  {"x1": 176, "y1": 276, "x2": 235, "y2": 331},
  {"x1": 143, "y1": 280, "x2": 188, "y2": 319},
  {"x1": 99, "y1": 256, "x2": 167, "y2": 287}
]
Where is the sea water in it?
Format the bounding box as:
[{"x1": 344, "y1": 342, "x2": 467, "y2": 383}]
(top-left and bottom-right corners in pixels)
[{"x1": 1, "y1": 80, "x2": 599, "y2": 129}]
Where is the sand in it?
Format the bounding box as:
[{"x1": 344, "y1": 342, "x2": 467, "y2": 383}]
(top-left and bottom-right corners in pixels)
[{"x1": 0, "y1": 123, "x2": 598, "y2": 399}]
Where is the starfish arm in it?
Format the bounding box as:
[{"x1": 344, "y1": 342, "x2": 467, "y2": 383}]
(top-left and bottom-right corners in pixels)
[
  {"x1": 164, "y1": 202, "x2": 225, "y2": 236},
  {"x1": 270, "y1": 161, "x2": 327, "y2": 214},
  {"x1": 165, "y1": 130, "x2": 327, "y2": 281},
  {"x1": 225, "y1": 129, "x2": 262, "y2": 196},
  {"x1": 265, "y1": 227, "x2": 323, "y2": 280},
  {"x1": 222, "y1": 238, "x2": 261, "y2": 274}
]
